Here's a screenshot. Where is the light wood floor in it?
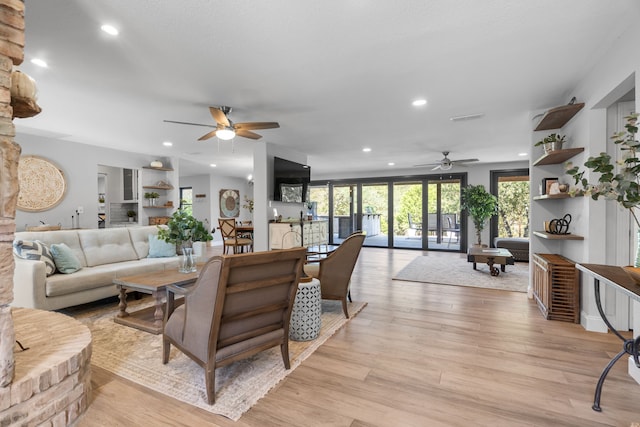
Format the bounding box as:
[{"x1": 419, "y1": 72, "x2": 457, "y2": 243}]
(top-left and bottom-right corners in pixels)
[{"x1": 79, "y1": 248, "x2": 640, "y2": 426}]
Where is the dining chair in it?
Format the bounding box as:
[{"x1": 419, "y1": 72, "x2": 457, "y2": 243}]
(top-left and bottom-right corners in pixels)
[{"x1": 218, "y1": 218, "x2": 253, "y2": 254}]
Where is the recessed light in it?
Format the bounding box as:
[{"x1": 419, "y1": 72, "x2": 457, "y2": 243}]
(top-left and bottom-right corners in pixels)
[
  {"x1": 518, "y1": 152, "x2": 528, "y2": 156},
  {"x1": 162, "y1": 141, "x2": 173, "y2": 147},
  {"x1": 247, "y1": 174, "x2": 253, "y2": 181},
  {"x1": 362, "y1": 148, "x2": 372, "y2": 153},
  {"x1": 30, "y1": 58, "x2": 48, "y2": 68},
  {"x1": 388, "y1": 162, "x2": 395, "y2": 166},
  {"x1": 210, "y1": 164, "x2": 216, "y2": 168},
  {"x1": 101, "y1": 24, "x2": 119, "y2": 36},
  {"x1": 412, "y1": 99, "x2": 427, "y2": 107}
]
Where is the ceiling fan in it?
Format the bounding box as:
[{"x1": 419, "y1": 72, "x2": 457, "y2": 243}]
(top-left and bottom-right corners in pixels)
[
  {"x1": 164, "y1": 106, "x2": 279, "y2": 141},
  {"x1": 414, "y1": 151, "x2": 479, "y2": 170}
]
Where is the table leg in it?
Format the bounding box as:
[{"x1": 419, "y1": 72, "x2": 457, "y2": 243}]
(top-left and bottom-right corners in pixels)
[
  {"x1": 486, "y1": 256, "x2": 499, "y2": 276},
  {"x1": 591, "y1": 279, "x2": 638, "y2": 411},
  {"x1": 116, "y1": 285, "x2": 128, "y2": 318},
  {"x1": 473, "y1": 262, "x2": 477, "y2": 270},
  {"x1": 152, "y1": 289, "x2": 165, "y2": 330},
  {"x1": 501, "y1": 264, "x2": 506, "y2": 272}
]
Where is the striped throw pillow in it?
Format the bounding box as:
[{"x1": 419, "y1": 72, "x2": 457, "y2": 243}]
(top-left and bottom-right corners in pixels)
[{"x1": 13, "y1": 240, "x2": 56, "y2": 276}]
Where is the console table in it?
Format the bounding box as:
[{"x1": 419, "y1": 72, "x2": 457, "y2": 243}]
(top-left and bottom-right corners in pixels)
[{"x1": 575, "y1": 263, "x2": 640, "y2": 412}]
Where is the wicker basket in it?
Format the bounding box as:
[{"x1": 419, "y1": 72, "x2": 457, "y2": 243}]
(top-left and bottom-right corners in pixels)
[{"x1": 148, "y1": 216, "x2": 170, "y2": 226}]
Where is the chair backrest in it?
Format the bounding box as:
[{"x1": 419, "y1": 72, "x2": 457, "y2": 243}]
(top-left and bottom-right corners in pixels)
[
  {"x1": 211, "y1": 247, "x2": 307, "y2": 364},
  {"x1": 318, "y1": 231, "x2": 365, "y2": 297},
  {"x1": 408, "y1": 213, "x2": 421, "y2": 229},
  {"x1": 240, "y1": 220, "x2": 252, "y2": 226},
  {"x1": 218, "y1": 218, "x2": 238, "y2": 239}
]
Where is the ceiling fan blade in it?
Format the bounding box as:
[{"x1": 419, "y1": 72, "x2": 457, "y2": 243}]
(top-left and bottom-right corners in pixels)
[
  {"x1": 236, "y1": 129, "x2": 262, "y2": 140},
  {"x1": 164, "y1": 120, "x2": 215, "y2": 128},
  {"x1": 209, "y1": 107, "x2": 230, "y2": 127},
  {"x1": 431, "y1": 164, "x2": 442, "y2": 171},
  {"x1": 234, "y1": 122, "x2": 280, "y2": 131},
  {"x1": 451, "y1": 158, "x2": 479, "y2": 164},
  {"x1": 413, "y1": 162, "x2": 440, "y2": 167},
  {"x1": 198, "y1": 130, "x2": 218, "y2": 141}
]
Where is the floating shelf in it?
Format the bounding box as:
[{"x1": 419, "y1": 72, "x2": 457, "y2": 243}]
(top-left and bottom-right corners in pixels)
[
  {"x1": 534, "y1": 103, "x2": 585, "y2": 131},
  {"x1": 142, "y1": 166, "x2": 174, "y2": 171},
  {"x1": 533, "y1": 147, "x2": 584, "y2": 166},
  {"x1": 533, "y1": 231, "x2": 584, "y2": 240},
  {"x1": 142, "y1": 185, "x2": 174, "y2": 190},
  {"x1": 143, "y1": 205, "x2": 173, "y2": 209},
  {"x1": 533, "y1": 193, "x2": 582, "y2": 201}
]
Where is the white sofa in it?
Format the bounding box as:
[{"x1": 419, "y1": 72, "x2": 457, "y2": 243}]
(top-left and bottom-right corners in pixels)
[{"x1": 12, "y1": 226, "x2": 179, "y2": 310}]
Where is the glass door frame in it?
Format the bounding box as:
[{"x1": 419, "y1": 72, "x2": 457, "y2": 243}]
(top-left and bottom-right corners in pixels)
[
  {"x1": 311, "y1": 172, "x2": 468, "y2": 252},
  {"x1": 489, "y1": 168, "x2": 530, "y2": 246}
]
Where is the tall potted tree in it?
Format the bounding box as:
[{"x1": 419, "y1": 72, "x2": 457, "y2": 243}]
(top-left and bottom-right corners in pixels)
[{"x1": 461, "y1": 184, "x2": 498, "y2": 246}]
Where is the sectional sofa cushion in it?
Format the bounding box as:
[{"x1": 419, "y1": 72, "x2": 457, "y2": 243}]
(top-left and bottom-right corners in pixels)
[
  {"x1": 77, "y1": 228, "x2": 138, "y2": 266},
  {"x1": 13, "y1": 240, "x2": 56, "y2": 276}
]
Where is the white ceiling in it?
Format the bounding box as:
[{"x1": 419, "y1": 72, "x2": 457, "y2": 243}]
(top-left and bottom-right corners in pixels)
[{"x1": 14, "y1": 0, "x2": 640, "y2": 179}]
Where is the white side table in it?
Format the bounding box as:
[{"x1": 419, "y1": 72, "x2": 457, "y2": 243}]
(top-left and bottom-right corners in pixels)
[{"x1": 289, "y1": 278, "x2": 321, "y2": 341}]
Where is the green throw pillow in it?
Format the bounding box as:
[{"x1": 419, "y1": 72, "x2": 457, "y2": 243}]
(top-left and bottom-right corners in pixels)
[
  {"x1": 50, "y1": 243, "x2": 82, "y2": 274},
  {"x1": 148, "y1": 235, "x2": 176, "y2": 258}
]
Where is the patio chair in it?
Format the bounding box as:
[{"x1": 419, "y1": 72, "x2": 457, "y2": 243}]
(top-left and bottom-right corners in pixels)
[
  {"x1": 303, "y1": 231, "x2": 365, "y2": 318},
  {"x1": 446, "y1": 216, "x2": 460, "y2": 248},
  {"x1": 162, "y1": 247, "x2": 307, "y2": 404},
  {"x1": 408, "y1": 213, "x2": 422, "y2": 236}
]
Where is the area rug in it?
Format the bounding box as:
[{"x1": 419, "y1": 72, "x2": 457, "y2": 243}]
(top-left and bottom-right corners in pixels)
[
  {"x1": 393, "y1": 255, "x2": 529, "y2": 292},
  {"x1": 72, "y1": 298, "x2": 366, "y2": 421}
]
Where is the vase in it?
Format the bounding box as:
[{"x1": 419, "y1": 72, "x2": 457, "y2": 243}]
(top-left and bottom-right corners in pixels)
[{"x1": 179, "y1": 247, "x2": 196, "y2": 273}]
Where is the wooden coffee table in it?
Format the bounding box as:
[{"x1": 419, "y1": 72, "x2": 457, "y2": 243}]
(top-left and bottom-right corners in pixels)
[
  {"x1": 113, "y1": 268, "x2": 200, "y2": 334},
  {"x1": 467, "y1": 247, "x2": 514, "y2": 276}
]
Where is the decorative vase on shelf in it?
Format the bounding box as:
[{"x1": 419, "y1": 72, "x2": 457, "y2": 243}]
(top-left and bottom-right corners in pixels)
[{"x1": 150, "y1": 160, "x2": 163, "y2": 168}]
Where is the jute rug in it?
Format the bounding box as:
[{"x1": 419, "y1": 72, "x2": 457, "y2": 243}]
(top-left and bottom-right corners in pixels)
[
  {"x1": 393, "y1": 255, "x2": 529, "y2": 292},
  {"x1": 71, "y1": 298, "x2": 366, "y2": 421}
]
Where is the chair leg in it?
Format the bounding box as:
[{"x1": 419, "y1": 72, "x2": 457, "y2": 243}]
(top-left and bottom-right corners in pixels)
[
  {"x1": 162, "y1": 336, "x2": 170, "y2": 364},
  {"x1": 205, "y1": 364, "x2": 216, "y2": 404},
  {"x1": 280, "y1": 341, "x2": 291, "y2": 369},
  {"x1": 348, "y1": 289, "x2": 352, "y2": 302},
  {"x1": 341, "y1": 297, "x2": 350, "y2": 319}
]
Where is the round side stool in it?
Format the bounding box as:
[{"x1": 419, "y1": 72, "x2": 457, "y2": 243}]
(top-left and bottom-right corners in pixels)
[{"x1": 289, "y1": 278, "x2": 321, "y2": 341}]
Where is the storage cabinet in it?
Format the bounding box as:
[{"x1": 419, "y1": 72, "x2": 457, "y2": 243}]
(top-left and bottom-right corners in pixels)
[
  {"x1": 269, "y1": 221, "x2": 328, "y2": 249},
  {"x1": 532, "y1": 253, "x2": 580, "y2": 323}
]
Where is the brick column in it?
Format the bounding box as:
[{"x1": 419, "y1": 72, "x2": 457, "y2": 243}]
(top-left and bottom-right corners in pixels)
[{"x1": 0, "y1": 0, "x2": 25, "y2": 387}]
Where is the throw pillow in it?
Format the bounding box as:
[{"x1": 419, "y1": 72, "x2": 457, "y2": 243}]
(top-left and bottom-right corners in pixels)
[
  {"x1": 148, "y1": 234, "x2": 176, "y2": 258},
  {"x1": 50, "y1": 243, "x2": 82, "y2": 274},
  {"x1": 12, "y1": 240, "x2": 56, "y2": 276}
]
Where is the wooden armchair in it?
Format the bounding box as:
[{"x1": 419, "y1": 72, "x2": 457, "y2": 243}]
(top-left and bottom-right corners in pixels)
[
  {"x1": 162, "y1": 247, "x2": 307, "y2": 404},
  {"x1": 303, "y1": 231, "x2": 365, "y2": 318}
]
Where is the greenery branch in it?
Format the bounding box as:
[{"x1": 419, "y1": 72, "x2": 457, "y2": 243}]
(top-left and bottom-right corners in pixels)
[
  {"x1": 565, "y1": 113, "x2": 640, "y2": 228},
  {"x1": 461, "y1": 184, "x2": 498, "y2": 245},
  {"x1": 157, "y1": 209, "x2": 213, "y2": 245}
]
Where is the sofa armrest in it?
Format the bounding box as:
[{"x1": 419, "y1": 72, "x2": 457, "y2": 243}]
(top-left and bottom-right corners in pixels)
[{"x1": 12, "y1": 257, "x2": 48, "y2": 309}]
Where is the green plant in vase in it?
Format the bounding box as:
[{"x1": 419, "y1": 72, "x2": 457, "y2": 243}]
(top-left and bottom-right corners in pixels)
[
  {"x1": 157, "y1": 209, "x2": 213, "y2": 250},
  {"x1": 461, "y1": 184, "x2": 498, "y2": 246},
  {"x1": 566, "y1": 112, "x2": 640, "y2": 267},
  {"x1": 144, "y1": 192, "x2": 160, "y2": 206}
]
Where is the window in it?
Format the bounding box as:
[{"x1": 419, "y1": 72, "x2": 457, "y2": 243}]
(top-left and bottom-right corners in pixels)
[{"x1": 180, "y1": 187, "x2": 193, "y2": 215}]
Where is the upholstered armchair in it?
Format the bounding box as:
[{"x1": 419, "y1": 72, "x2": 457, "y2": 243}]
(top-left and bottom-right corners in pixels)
[
  {"x1": 303, "y1": 231, "x2": 365, "y2": 318},
  {"x1": 162, "y1": 247, "x2": 307, "y2": 404}
]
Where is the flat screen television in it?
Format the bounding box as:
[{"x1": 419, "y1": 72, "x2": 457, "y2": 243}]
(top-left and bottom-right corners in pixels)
[{"x1": 273, "y1": 156, "x2": 310, "y2": 203}]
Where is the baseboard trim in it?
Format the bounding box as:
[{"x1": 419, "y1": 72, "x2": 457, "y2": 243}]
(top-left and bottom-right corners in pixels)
[
  {"x1": 628, "y1": 357, "x2": 640, "y2": 385},
  {"x1": 581, "y1": 311, "x2": 608, "y2": 333}
]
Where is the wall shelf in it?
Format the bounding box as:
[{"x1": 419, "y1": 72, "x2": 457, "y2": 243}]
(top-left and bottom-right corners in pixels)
[
  {"x1": 534, "y1": 103, "x2": 585, "y2": 131},
  {"x1": 533, "y1": 147, "x2": 584, "y2": 166},
  {"x1": 533, "y1": 193, "x2": 582, "y2": 201},
  {"x1": 533, "y1": 231, "x2": 584, "y2": 240},
  {"x1": 143, "y1": 205, "x2": 173, "y2": 209}
]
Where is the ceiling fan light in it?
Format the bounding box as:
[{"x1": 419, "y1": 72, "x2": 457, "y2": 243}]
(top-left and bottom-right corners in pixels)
[
  {"x1": 217, "y1": 128, "x2": 235, "y2": 140},
  {"x1": 440, "y1": 162, "x2": 453, "y2": 171}
]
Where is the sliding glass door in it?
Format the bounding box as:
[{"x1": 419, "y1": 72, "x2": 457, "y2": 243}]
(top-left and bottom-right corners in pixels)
[
  {"x1": 361, "y1": 183, "x2": 388, "y2": 247},
  {"x1": 393, "y1": 181, "x2": 423, "y2": 249}
]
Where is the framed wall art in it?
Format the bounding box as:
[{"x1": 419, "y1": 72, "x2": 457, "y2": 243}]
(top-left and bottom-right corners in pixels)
[
  {"x1": 219, "y1": 189, "x2": 240, "y2": 218},
  {"x1": 17, "y1": 155, "x2": 67, "y2": 212}
]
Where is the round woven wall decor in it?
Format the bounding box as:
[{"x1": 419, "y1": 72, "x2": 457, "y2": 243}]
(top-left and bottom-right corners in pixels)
[{"x1": 17, "y1": 155, "x2": 67, "y2": 212}]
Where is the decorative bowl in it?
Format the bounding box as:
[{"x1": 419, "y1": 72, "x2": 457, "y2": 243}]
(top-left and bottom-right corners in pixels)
[{"x1": 622, "y1": 266, "x2": 640, "y2": 285}]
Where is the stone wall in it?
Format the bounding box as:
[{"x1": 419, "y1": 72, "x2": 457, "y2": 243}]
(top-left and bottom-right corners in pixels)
[{"x1": 0, "y1": 0, "x2": 24, "y2": 388}]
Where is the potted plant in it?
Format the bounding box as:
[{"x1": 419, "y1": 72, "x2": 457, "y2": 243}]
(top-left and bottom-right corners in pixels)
[
  {"x1": 566, "y1": 113, "x2": 640, "y2": 269},
  {"x1": 144, "y1": 191, "x2": 160, "y2": 206},
  {"x1": 157, "y1": 209, "x2": 213, "y2": 252},
  {"x1": 535, "y1": 133, "x2": 566, "y2": 154},
  {"x1": 461, "y1": 184, "x2": 498, "y2": 246},
  {"x1": 126, "y1": 210, "x2": 136, "y2": 222}
]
